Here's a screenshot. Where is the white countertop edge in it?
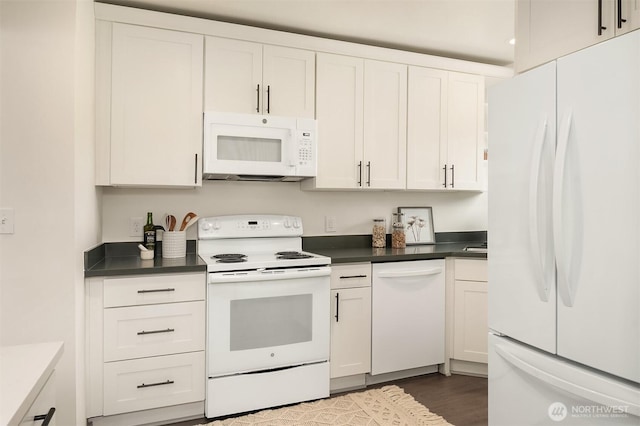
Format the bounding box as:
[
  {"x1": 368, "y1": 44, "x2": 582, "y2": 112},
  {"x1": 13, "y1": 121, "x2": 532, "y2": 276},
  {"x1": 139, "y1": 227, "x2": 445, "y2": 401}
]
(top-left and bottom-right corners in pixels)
[{"x1": 0, "y1": 341, "x2": 64, "y2": 425}]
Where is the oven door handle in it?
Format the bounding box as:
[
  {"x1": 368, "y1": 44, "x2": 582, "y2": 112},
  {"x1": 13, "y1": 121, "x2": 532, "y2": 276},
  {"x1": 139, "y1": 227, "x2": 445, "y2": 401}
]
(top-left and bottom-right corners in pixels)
[{"x1": 208, "y1": 267, "x2": 331, "y2": 283}]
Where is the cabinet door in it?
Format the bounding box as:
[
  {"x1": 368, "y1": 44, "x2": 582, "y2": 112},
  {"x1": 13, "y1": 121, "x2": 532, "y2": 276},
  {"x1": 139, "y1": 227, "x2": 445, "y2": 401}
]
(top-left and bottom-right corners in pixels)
[
  {"x1": 263, "y1": 45, "x2": 315, "y2": 118},
  {"x1": 313, "y1": 53, "x2": 364, "y2": 189},
  {"x1": 446, "y1": 72, "x2": 484, "y2": 191},
  {"x1": 204, "y1": 37, "x2": 262, "y2": 114},
  {"x1": 363, "y1": 60, "x2": 407, "y2": 189},
  {"x1": 330, "y1": 287, "x2": 371, "y2": 378},
  {"x1": 109, "y1": 23, "x2": 203, "y2": 186},
  {"x1": 515, "y1": 0, "x2": 615, "y2": 72},
  {"x1": 407, "y1": 66, "x2": 448, "y2": 190},
  {"x1": 617, "y1": 0, "x2": 640, "y2": 35},
  {"x1": 453, "y1": 280, "x2": 488, "y2": 363}
]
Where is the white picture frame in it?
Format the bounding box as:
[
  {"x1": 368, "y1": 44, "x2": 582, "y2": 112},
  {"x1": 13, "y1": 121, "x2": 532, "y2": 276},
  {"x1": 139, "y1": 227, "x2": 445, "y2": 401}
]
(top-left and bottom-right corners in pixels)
[{"x1": 397, "y1": 206, "x2": 435, "y2": 245}]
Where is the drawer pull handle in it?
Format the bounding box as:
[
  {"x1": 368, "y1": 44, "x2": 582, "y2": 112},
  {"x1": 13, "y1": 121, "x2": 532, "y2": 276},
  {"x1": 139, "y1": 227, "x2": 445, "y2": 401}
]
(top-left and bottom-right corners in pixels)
[
  {"x1": 34, "y1": 407, "x2": 55, "y2": 425},
  {"x1": 137, "y1": 328, "x2": 175, "y2": 336},
  {"x1": 339, "y1": 274, "x2": 367, "y2": 279},
  {"x1": 137, "y1": 288, "x2": 176, "y2": 294},
  {"x1": 137, "y1": 379, "x2": 174, "y2": 389}
]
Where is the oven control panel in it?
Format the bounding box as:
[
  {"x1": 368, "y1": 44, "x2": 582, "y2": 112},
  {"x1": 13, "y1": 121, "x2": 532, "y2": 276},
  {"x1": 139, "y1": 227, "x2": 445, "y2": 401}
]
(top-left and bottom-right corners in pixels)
[{"x1": 198, "y1": 215, "x2": 303, "y2": 239}]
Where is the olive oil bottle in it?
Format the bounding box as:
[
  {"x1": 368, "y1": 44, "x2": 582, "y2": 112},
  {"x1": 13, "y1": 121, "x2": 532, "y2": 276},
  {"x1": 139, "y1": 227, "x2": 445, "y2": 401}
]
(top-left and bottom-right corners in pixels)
[{"x1": 143, "y1": 212, "x2": 155, "y2": 250}]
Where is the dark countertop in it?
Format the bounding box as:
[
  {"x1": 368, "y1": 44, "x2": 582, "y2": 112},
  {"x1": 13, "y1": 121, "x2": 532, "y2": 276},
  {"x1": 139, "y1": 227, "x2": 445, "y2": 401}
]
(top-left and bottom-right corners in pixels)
[
  {"x1": 309, "y1": 242, "x2": 487, "y2": 264},
  {"x1": 85, "y1": 231, "x2": 487, "y2": 277},
  {"x1": 84, "y1": 241, "x2": 207, "y2": 277}
]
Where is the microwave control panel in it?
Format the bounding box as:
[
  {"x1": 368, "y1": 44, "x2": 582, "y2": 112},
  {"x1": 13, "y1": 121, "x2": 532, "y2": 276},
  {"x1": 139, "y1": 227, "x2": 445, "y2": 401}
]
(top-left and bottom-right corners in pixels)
[{"x1": 296, "y1": 130, "x2": 315, "y2": 171}]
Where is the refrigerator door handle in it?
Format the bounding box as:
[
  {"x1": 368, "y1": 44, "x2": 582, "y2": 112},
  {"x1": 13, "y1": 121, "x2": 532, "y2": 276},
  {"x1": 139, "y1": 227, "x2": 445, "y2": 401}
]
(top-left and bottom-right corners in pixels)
[
  {"x1": 528, "y1": 118, "x2": 550, "y2": 302},
  {"x1": 553, "y1": 111, "x2": 576, "y2": 307},
  {"x1": 495, "y1": 343, "x2": 640, "y2": 416}
]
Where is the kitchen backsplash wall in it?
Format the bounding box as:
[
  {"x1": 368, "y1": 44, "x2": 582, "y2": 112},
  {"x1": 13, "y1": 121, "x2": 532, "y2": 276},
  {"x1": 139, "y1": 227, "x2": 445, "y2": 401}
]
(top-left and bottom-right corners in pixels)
[{"x1": 102, "y1": 181, "x2": 487, "y2": 241}]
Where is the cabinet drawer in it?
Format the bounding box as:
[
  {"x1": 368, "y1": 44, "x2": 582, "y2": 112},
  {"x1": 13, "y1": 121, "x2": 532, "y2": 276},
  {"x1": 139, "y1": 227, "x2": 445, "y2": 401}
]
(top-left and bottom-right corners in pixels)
[
  {"x1": 104, "y1": 301, "x2": 205, "y2": 362},
  {"x1": 330, "y1": 263, "x2": 371, "y2": 289},
  {"x1": 104, "y1": 273, "x2": 204, "y2": 307},
  {"x1": 103, "y1": 351, "x2": 205, "y2": 415},
  {"x1": 19, "y1": 371, "x2": 56, "y2": 426},
  {"x1": 454, "y1": 258, "x2": 488, "y2": 282}
]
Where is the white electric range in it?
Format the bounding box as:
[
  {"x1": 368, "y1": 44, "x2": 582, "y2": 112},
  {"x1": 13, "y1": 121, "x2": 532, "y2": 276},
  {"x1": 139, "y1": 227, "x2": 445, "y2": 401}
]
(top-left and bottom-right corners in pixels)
[{"x1": 197, "y1": 214, "x2": 331, "y2": 419}]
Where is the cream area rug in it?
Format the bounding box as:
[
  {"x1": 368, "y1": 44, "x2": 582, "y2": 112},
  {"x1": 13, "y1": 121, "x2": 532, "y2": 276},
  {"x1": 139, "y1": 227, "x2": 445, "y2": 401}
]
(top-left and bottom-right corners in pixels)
[{"x1": 202, "y1": 385, "x2": 453, "y2": 425}]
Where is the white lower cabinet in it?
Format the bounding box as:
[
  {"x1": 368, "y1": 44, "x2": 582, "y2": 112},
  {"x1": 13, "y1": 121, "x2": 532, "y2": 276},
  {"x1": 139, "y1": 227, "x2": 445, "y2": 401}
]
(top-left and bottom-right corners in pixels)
[
  {"x1": 452, "y1": 258, "x2": 488, "y2": 365},
  {"x1": 329, "y1": 263, "x2": 372, "y2": 380},
  {"x1": 103, "y1": 352, "x2": 205, "y2": 416},
  {"x1": 19, "y1": 371, "x2": 57, "y2": 426},
  {"x1": 86, "y1": 272, "x2": 206, "y2": 422}
]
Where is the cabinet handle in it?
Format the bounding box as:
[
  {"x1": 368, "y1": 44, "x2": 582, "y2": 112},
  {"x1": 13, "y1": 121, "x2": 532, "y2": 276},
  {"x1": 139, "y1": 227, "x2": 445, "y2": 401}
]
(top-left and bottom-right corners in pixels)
[
  {"x1": 617, "y1": 0, "x2": 627, "y2": 28},
  {"x1": 137, "y1": 328, "x2": 175, "y2": 335},
  {"x1": 194, "y1": 153, "x2": 198, "y2": 184},
  {"x1": 339, "y1": 274, "x2": 367, "y2": 279},
  {"x1": 366, "y1": 161, "x2": 371, "y2": 187},
  {"x1": 335, "y1": 292, "x2": 340, "y2": 322},
  {"x1": 443, "y1": 163, "x2": 448, "y2": 188},
  {"x1": 266, "y1": 85, "x2": 271, "y2": 114},
  {"x1": 256, "y1": 84, "x2": 260, "y2": 112},
  {"x1": 598, "y1": 0, "x2": 607, "y2": 34},
  {"x1": 137, "y1": 288, "x2": 175, "y2": 294},
  {"x1": 34, "y1": 407, "x2": 55, "y2": 426},
  {"x1": 357, "y1": 161, "x2": 362, "y2": 186},
  {"x1": 450, "y1": 164, "x2": 455, "y2": 188},
  {"x1": 137, "y1": 379, "x2": 174, "y2": 389}
]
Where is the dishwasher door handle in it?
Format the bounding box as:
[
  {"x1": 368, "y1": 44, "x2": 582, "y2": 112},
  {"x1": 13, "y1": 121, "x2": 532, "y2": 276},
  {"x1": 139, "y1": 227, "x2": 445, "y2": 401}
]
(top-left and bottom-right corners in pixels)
[{"x1": 377, "y1": 268, "x2": 443, "y2": 278}]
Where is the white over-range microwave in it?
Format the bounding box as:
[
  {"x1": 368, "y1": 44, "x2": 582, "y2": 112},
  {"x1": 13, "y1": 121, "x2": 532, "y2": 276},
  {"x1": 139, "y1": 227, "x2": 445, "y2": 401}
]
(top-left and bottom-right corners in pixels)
[{"x1": 203, "y1": 112, "x2": 318, "y2": 181}]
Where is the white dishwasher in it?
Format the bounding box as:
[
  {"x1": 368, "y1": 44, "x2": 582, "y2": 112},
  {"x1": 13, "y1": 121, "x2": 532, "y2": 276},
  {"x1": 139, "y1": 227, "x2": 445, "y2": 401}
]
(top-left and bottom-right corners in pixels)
[{"x1": 371, "y1": 259, "x2": 445, "y2": 375}]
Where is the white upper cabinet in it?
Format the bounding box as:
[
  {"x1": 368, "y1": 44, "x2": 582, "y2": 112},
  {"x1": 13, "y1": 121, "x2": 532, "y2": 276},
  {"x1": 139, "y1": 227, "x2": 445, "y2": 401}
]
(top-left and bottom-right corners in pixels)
[
  {"x1": 407, "y1": 68, "x2": 484, "y2": 191},
  {"x1": 363, "y1": 60, "x2": 408, "y2": 190},
  {"x1": 515, "y1": 0, "x2": 640, "y2": 72},
  {"x1": 311, "y1": 53, "x2": 365, "y2": 189},
  {"x1": 204, "y1": 37, "x2": 315, "y2": 118},
  {"x1": 96, "y1": 22, "x2": 204, "y2": 187},
  {"x1": 305, "y1": 53, "x2": 406, "y2": 190}
]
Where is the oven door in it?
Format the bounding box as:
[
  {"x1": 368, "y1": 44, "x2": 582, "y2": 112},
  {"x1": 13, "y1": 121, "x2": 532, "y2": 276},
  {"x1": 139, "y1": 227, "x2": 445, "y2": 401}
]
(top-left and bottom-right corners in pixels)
[{"x1": 207, "y1": 267, "x2": 330, "y2": 377}]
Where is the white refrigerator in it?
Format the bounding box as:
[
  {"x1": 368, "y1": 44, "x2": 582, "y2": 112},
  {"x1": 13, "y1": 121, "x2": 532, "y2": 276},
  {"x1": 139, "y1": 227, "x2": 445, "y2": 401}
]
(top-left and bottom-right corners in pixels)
[{"x1": 488, "y1": 30, "x2": 640, "y2": 425}]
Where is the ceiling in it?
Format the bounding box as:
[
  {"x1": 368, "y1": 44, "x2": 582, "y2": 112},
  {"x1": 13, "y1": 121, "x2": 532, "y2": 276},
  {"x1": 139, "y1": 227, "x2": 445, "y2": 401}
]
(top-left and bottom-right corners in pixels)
[{"x1": 99, "y1": 0, "x2": 516, "y2": 67}]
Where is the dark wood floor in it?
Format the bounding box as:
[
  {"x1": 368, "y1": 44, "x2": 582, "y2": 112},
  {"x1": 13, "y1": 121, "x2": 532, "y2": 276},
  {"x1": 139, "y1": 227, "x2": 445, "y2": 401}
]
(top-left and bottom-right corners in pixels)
[{"x1": 166, "y1": 373, "x2": 487, "y2": 426}]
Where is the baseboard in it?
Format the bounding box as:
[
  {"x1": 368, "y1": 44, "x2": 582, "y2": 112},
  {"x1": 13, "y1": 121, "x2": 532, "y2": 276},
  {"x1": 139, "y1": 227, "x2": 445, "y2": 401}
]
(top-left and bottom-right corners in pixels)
[
  {"x1": 449, "y1": 359, "x2": 488, "y2": 377},
  {"x1": 365, "y1": 365, "x2": 439, "y2": 385},
  {"x1": 330, "y1": 374, "x2": 367, "y2": 393},
  {"x1": 88, "y1": 401, "x2": 204, "y2": 426}
]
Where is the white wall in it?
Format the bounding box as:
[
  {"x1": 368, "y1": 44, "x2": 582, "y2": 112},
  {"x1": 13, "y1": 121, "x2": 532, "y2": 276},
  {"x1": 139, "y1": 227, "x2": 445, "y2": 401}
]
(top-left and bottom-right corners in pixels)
[
  {"x1": 102, "y1": 180, "x2": 488, "y2": 241},
  {"x1": 0, "y1": 1, "x2": 99, "y2": 424}
]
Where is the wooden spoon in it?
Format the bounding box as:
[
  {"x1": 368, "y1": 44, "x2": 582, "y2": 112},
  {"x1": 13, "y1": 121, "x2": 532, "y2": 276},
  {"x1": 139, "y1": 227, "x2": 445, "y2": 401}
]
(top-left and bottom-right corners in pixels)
[{"x1": 179, "y1": 212, "x2": 197, "y2": 231}]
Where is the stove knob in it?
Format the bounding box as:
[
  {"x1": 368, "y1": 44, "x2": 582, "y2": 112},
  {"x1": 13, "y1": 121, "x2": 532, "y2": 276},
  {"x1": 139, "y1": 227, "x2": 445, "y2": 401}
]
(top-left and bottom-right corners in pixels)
[
  {"x1": 201, "y1": 221, "x2": 213, "y2": 232},
  {"x1": 292, "y1": 218, "x2": 300, "y2": 228},
  {"x1": 283, "y1": 217, "x2": 291, "y2": 228},
  {"x1": 212, "y1": 220, "x2": 221, "y2": 230}
]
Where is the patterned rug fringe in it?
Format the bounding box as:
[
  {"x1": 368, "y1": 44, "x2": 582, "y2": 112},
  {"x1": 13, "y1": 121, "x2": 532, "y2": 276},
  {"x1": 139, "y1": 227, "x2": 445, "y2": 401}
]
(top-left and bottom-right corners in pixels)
[{"x1": 200, "y1": 385, "x2": 453, "y2": 426}]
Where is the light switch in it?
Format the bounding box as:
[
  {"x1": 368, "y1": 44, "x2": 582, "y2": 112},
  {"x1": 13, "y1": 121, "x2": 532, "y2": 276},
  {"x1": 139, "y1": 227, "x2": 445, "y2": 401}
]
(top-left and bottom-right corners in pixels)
[
  {"x1": 0, "y1": 208, "x2": 15, "y2": 234},
  {"x1": 325, "y1": 215, "x2": 337, "y2": 233}
]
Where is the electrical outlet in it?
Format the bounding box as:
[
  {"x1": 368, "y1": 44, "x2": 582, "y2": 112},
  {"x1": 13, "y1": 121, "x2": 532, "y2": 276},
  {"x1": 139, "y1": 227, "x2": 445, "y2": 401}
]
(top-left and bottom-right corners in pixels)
[
  {"x1": 325, "y1": 215, "x2": 337, "y2": 233},
  {"x1": 0, "y1": 208, "x2": 15, "y2": 234},
  {"x1": 129, "y1": 217, "x2": 143, "y2": 237}
]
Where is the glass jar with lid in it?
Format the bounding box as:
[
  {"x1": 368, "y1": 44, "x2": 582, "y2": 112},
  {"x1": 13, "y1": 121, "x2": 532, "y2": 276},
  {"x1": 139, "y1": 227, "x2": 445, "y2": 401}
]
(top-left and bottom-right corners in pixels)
[
  {"x1": 391, "y1": 212, "x2": 406, "y2": 248},
  {"x1": 372, "y1": 218, "x2": 386, "y2": 248}
]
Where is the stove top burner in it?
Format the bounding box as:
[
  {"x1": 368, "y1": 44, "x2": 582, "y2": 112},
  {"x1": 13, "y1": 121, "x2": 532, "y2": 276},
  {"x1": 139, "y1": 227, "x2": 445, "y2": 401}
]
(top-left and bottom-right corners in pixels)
[
  {"x1": 216, "y1": 257, "x2": 248, "y2": 263},
  {"x1": 276, "y1": 252, "x2": 314, "y2": 260},
  {"x1": 212, "y1": 253, "x2": 248, "y2": 263}
]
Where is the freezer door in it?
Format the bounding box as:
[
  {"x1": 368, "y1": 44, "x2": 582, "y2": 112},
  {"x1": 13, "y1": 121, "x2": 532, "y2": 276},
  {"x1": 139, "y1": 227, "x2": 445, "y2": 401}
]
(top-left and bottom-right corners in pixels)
[
  {"x1": 488, "y1": 61, "x2": 557, "y2": 353},
  {"x1": 555, "y1": 31, "x2": 640, "y2": 383},
  {"x1": 489, "y1": 334, "x2": 640, "y2": 426}
]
